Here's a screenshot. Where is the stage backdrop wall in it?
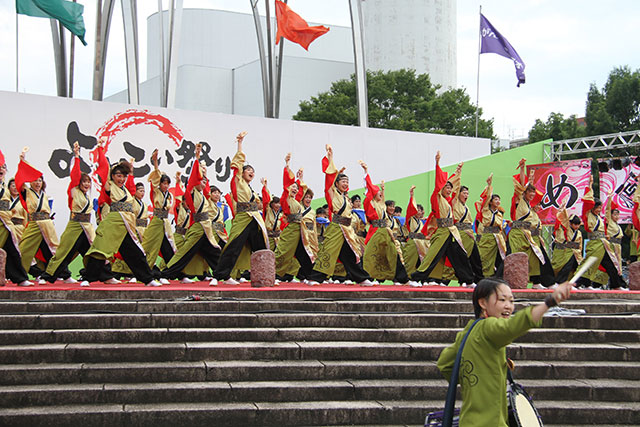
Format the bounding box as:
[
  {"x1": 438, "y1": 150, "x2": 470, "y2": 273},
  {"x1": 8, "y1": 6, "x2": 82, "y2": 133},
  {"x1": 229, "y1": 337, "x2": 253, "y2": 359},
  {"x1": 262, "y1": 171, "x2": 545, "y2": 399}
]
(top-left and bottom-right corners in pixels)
[
  {"x1": 0, "y1": 91, "x2": 490, "y2": 235},
  {"x1": 341, "y1": 141, "x2": 547, "y2": 221}
]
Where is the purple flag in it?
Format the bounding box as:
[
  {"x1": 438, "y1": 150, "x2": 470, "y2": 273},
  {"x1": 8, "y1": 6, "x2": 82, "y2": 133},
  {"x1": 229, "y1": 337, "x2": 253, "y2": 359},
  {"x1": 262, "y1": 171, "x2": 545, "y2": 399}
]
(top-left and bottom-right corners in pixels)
[{"x1": 480, "y1": 13, "x2": 525, "y2": 87}]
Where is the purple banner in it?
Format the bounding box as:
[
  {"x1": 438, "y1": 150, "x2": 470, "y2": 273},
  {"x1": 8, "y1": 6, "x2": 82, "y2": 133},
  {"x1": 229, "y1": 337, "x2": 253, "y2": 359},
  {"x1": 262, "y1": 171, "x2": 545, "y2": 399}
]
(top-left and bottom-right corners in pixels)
[{"x1": 480, "y1": 13, "x2": 526, "y2": 86}]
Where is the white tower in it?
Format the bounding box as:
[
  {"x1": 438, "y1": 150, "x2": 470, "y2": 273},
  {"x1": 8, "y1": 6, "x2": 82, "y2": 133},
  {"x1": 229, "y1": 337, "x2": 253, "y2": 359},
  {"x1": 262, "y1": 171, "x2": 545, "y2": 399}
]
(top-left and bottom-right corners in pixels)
[{"x1": 361, "y1": 0, "x2": 457, "y2": 89}]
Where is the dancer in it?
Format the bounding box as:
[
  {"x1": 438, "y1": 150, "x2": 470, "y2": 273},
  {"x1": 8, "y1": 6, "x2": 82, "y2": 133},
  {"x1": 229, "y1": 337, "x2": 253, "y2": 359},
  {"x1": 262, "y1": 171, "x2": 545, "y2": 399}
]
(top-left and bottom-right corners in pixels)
[
  {"x1": 172, "y1": 172, "x2": 209, "y2": 281},
  {"x1": 16, "y1": 148, "x2": 62, "y2": 281},
  {"x1": 142, "y1": 149, "x2": 176, "y2": 271},
  {"x1": 360, "y1": 160, "x2": 411, "y2": 284},
  {"x1": 551, "y1": 201, "x2": 583, "y2": 283},
  {"x1": 261, "y1": 179, "x2": 282, "y2": 251},
  {"x1": 0, "y1": 151, "x2": 32, "y2": 286},
  {"x1": 274, "y1": 153, "x2": 317, "y2": 281},
  {"x1": 605, "y1": 191, "x2": 624, "y2": 279},
  {"x1": 475, "y1": 173, "x2": 506, "y2": 278},
  {"x1": 509, "y1": 159, "x2": 555, "y2": 288},
  {"x1": 211, "y1": 132, "x2": 269, "y2": 285},
  {"x1": 306, "y1": 145, "x2": 372, "y2": 285},
  {"x1": 83, "y1": 154, "x2": 160, "y2": 286},
  {"x1": 162, "y1": 145, "x2": 222, "y2": 280},
  {"x1": 350, "y1": 194, "x2": 367, "y2": 253},
  {"x1": 575, "y1": 175, "x2": 626, "y2": 289},
  {"x1": 41, "y1": 142, "x2": 95, "y2": 284},
  {"x1": 402, "y1": 185, "x2": 430, "y2": 278},
  {"x1": 437, "y1": 278, "x2": 573, "y2": 426},
  {"x1": 411, "y1": 151, "x2": 475, "y2": 285},
  {"x1": 8, "y1": 179, "x2": 27, "y2": 241},
  {"x1": 445, "y1": 162, "x2": 483, "y2": 284}
]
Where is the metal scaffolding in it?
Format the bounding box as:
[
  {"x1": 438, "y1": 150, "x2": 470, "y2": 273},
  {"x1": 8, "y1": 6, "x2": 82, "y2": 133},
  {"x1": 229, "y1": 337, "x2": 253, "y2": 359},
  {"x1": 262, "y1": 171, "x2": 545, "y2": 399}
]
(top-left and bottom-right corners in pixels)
[{"x1": 545, "y1": 129, "x2": 640, "y2": 162}]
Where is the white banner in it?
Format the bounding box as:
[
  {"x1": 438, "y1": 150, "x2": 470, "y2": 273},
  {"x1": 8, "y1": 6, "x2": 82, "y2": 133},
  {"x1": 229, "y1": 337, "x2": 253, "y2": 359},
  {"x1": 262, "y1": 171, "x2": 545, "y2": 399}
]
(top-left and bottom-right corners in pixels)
[{"x1": 0, "y1": 91, "x2": 490, "y2": 235}]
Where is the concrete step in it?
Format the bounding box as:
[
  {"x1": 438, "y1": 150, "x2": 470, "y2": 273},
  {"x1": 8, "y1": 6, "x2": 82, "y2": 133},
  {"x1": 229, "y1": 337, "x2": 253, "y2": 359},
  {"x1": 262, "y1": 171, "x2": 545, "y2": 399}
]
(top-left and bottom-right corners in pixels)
[
  {"x1": 2, "y1": 288, "x2": 640, "y2": 302},
  {"x1": 0, "y1": 341, "x2": 638, "y2": 364},
  {"x1": 1, "y1": 312, "x2": 639, "y2": 330},
  {"x1": 1, "y1": 326, "x2": 638, "y2": 345},
  {"x1": 0, "y1": 298, "x2": 637, "y2": 315},
  {"x1": 2, "y1": 378, "x2": 636, "y2": 408},
  {"x1": 1, "y1": 359, "x2": 639, "y2": 386},
  {"x1": 0, "y1": 399, "x2": 637, "y2": 426}
]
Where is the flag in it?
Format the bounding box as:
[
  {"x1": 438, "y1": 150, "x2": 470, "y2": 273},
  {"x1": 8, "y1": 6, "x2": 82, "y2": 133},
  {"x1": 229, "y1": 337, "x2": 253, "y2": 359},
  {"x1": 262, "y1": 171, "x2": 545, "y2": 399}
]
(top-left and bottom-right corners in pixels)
[
  {"x1": 16, "y1": 0, "x2": 87, "y2": 46},
  {"x1": 0, "y1": 149, "x2": 5, "y2": 167},
  {"x1": 275, "y1": 0, "x2": 329, "y2": 50},
  {"x1": 480, "y1": 13, "x2": 525, "y2": 86}
]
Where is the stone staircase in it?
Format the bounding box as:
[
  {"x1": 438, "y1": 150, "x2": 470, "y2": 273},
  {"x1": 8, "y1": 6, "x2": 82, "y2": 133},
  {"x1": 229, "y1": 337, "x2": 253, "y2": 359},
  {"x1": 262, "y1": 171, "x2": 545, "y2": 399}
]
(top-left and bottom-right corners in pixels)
[{"x1": 0, "y1": 290, "x2": 638, "y2": 426}]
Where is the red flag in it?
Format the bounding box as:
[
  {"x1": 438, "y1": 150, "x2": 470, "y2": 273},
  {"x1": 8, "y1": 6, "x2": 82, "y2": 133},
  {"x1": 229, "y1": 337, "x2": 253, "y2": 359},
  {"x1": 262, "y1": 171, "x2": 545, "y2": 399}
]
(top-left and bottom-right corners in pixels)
[
  {"x1": 275, "y1": 0, "x2": 329, "y2": 50},
  {"x1": 0, "y1": 149, "x2": 5, "y2": 167},
  {"x1": 15, "y1": 159, "x2": 43, "y2": 210}
]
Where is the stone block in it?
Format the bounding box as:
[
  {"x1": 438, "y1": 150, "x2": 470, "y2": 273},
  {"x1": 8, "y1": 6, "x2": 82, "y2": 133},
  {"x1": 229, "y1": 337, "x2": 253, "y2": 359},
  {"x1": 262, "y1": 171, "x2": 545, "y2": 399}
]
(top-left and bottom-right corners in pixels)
[
  {"x1": 250, "y1": 249, "x2": 275, "y2": 287},
  {"x1": 628, "y1": 261, "x2": 640, "y2": 290},
  {"x1": 0, "y1": 248, "x2": 6, "y2": 286},
  {"x1": 504, "y1": 252, "x2": 529, "y2": 289}
]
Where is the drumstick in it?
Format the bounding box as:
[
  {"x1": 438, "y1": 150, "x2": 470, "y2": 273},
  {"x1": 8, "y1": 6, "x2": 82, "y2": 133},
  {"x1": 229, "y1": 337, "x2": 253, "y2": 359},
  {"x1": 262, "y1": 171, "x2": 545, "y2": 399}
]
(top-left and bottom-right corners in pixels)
[{"x1": 568, "y1": 256, "x2": 598, "y2": 284}]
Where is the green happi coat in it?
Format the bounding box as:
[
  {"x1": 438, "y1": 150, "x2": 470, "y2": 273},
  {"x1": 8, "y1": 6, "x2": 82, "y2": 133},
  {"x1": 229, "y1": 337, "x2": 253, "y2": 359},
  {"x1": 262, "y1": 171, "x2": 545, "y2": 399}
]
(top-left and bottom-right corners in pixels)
[
  {"x1": 45, "y1": 156, "x2": 95, "y2": 277},
  {"x1": 438, "y1": 306, "x2": 541, "y2": 427},
  {"x1": 142, "y1": 168, "x2": 176, "y2": 269}
]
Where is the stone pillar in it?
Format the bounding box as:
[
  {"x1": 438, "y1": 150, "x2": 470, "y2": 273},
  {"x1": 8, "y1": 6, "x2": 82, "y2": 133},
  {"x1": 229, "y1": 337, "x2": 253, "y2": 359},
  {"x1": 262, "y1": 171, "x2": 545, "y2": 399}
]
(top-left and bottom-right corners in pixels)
[
  {"x1": 628, "y1": 261, "x2": 640, "y2": 291},
  {"x1": 504, "y1": 252, "x2": 529, "y2": 289},
  {"x1": 0, "y1": 248, "x2": 6, "y2": 286},
  {"x1": 250, "y1": 249, "x2": 276, "y2": 287}
]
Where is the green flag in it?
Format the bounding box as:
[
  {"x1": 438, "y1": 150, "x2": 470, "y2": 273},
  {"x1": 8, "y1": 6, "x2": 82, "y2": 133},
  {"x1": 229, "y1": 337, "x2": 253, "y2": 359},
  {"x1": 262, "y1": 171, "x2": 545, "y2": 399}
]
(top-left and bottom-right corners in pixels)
[{"x1": 16, "y1": 0, "x2": 87, "y2": 46}]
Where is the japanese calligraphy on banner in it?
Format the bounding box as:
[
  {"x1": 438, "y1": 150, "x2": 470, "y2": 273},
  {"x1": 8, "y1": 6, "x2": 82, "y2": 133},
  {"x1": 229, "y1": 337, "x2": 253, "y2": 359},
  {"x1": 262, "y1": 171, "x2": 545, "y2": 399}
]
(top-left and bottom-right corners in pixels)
[
  {"x1": 526, "y1": 159, "x2": 592, "y2": 225},
  {"x1": 598, "y1": 157, "x2": 640, "y2": 224}
]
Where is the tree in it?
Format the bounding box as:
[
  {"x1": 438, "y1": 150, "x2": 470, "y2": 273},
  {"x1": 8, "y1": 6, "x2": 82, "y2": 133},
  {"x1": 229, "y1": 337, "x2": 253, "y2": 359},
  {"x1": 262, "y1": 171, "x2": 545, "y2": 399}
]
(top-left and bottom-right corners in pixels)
[
  {"x1": 293, "y1": 69, "x2": 495, "y2": 139},
  {"x1": 528, "y1": 112, "x2": 586, "y2": 143},
  {"x1": 530, "y1": 66, "x2": 640, "y2": 141}
]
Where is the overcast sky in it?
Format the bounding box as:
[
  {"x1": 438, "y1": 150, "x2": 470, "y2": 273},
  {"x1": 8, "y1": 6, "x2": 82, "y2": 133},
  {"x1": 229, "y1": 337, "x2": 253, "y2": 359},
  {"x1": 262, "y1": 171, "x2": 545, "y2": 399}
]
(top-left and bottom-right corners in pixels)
[{"x1": 1, "y1": 0, "x2": 639, "y2": 140}]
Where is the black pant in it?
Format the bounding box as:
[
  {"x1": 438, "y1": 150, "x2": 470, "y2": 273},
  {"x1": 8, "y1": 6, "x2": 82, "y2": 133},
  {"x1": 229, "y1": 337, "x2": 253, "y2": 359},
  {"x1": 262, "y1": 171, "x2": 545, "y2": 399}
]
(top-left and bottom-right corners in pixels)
[
  {"x1": 577, "y1": 252, "x2": 626, "y2": 289},
  {"x1": 28, "y1": 239, "x2": 72, "y2": 279},
  {"x1": 393, "y1": 254, "x2": 410, "y2": 283},
  {"x1": 469, "y1": 244, "x2": 484, "y2": 283},
  {"x1": 213, "y1": 219, "x2": 267, "y2": 280},
  {"x1": 307, "y1": 240, "x2": 371, "y2": 283},
  {"x1": 411, "y1": 235, "x2": 474, "y2": 284},
  {"x1": 42, "y1": 233, "x2": 90, "y2": 283},
  {"x1": 555, "y1": 256, "x2": 578, "y2": 284},
  {"x1": 293, "y1": 239, "x2": 314, "y2": 280},
  {"x1": 162, "y1": 237, "x2": 223, "y2": 280},
  {"x1": 530, "y1": 246, "x2": 556, "y2": 287},
  {"x1": 84, "y1": 234, "x2": 155, "y2": 284},
  {"x1": 2, "y1": 233, "x2": 28, "y2": 283}
]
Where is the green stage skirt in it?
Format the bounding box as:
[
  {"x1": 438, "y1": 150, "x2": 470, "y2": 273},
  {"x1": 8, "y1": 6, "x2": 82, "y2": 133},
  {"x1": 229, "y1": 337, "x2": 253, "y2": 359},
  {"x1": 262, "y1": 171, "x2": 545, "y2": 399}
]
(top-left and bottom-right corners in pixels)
[
  {"x1": 45, "y1": 221, "x2": 86, "y2": 276},
  {"x1": 363, "y1": 228, "x2": 399, "y2": 281}
]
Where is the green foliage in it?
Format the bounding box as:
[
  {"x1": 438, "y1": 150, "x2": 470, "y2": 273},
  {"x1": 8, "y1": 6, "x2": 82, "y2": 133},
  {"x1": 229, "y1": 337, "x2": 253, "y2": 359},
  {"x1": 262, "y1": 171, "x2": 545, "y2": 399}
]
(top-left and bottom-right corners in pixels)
[
  {"x1": 528, "y1": 112, "x2": 586, "y2": 143},
  {"x1": 293, "y1": 69, "x2": 496, "y2": 139},
  {"x1": 530, "y1": 66, "x2": 640, "y2": 142}
]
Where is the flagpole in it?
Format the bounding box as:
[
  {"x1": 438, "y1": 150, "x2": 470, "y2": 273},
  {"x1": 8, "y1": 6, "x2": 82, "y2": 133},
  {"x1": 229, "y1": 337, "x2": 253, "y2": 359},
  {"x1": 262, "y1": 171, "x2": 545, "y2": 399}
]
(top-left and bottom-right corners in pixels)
[
  {"x1": 15, "y1": 12, "x2": 19, "y2": 92},
  {"x1": 475, "y1": 5, "x2": 482, "y2": 138}
]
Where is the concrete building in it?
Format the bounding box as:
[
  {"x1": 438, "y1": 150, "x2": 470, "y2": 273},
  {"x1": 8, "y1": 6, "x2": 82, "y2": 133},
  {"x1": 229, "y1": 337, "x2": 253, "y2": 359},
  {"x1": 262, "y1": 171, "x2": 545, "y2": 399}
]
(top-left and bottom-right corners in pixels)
[
  {"x1": 361, "y1": 0, "x2": 457, "y2": 89},
  {"x1": 107, "y1": 4, "x2": 457, "y2": 119}
]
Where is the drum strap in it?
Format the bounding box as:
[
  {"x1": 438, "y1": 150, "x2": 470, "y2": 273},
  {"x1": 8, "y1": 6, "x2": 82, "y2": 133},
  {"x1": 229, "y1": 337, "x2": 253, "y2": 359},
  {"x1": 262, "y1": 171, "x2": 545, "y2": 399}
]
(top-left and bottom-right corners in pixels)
[{"x1": 442, "y1": 318, "x2": 482, "y2": 427}]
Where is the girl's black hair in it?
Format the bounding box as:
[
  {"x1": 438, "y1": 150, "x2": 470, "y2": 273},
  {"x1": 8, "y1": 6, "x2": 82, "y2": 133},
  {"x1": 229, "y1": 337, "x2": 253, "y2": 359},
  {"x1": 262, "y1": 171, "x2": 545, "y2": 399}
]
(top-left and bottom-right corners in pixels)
[
  {"x1": 472, "y1": 278, "x2": 509, "y2": 318},
  {"x1": 135, "y1": 182, "x2": 145, "y2": 190},
  {"x1": 385, "y1": 200, "x2": 395, "y2": 207},
  {"x1": 593, "y1": 199, "x2": 602, "y2": 209},
  {"x1": 269, "y1": 196, "x2": 280, "y2": 207},
  {"x1": 350, "y1": 194, "x2": 361, "y2": 203},
  {"x1": 335, "y1": 173, "x2": 348, "y2": 187},
  {"x1": 490, "y1": 194, "x2": 500, "y2": 203},
  {"x1": 210, "y1": 185, "x2": 221, "y2": 193},
  {"x1": 569, "y1": 215, "x2": 581, "y2": 225},
  {"x1": 242, "y1": 165, "x2": 254, "y2": 172},
  {"x1": 460, "y1": 185, "x2": 469, "y2": 192},
  {"x1": 304, "y1": 188, "x2": 314, "y2": 199},
  {"x1": 111, "y1": 161, "x2": 132, "y2": 178},
  {"x1": 417, "y1": 204, "x2": 424, "y2": 211},
  {"x1": 160, "y1": 174, "x2": 171, "y2": 185}
]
